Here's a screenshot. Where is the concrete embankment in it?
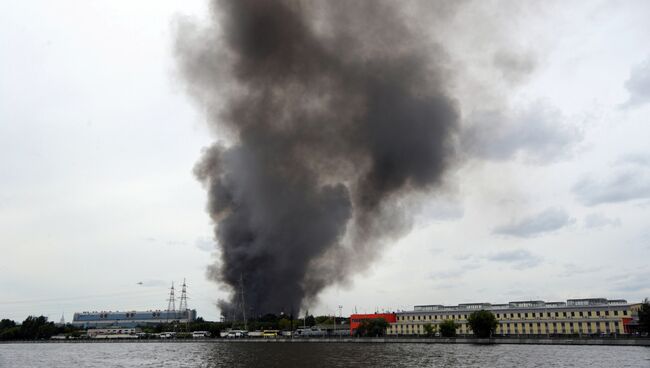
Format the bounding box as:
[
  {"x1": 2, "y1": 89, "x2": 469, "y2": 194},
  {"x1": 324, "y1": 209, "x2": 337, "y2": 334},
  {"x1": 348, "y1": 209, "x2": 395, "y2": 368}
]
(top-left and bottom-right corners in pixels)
[
  {"x1": 3, "y1": 338, "x2": 650, "y2": 346},
  {"x1": 218, "y1": 337, "x2": 650, "y2": 346}
]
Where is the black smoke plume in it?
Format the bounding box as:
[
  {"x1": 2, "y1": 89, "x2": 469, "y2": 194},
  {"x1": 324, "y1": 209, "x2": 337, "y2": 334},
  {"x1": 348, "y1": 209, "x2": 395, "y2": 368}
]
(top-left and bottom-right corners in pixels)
[{"x1": 176, "y1": 0, "x2": 459, "y2": 317}]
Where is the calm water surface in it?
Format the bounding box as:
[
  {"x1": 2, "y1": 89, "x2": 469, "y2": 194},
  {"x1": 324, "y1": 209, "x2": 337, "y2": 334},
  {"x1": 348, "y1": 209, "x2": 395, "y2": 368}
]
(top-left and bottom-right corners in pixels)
[{"x1": 1, "y1": 342, "x2": 649, "y2": 368}]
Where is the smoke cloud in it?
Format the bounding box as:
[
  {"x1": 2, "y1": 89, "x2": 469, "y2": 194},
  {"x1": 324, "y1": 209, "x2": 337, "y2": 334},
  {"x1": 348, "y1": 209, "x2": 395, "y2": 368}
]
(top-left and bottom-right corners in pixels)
[{"x1": 176, "y1": 0, "x2": 459, "y2": 316}]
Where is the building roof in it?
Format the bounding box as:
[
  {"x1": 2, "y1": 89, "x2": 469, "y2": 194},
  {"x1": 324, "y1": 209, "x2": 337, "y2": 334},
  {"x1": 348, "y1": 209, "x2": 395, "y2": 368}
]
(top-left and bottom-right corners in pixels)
[{"x1": 408, "y1": 298, "x2": 629, "y2": 313}]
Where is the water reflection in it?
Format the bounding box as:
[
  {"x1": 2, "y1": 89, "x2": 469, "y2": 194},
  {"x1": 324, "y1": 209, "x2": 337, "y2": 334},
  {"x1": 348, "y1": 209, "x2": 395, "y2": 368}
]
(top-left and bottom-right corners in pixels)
[{"x1": 0, "y1": 342, "x2": 648, "y2": 368}]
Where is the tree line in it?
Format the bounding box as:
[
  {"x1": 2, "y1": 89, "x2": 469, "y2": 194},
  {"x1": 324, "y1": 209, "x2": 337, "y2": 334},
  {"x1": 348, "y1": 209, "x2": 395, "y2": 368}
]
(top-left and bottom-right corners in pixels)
[{"x1": 0, "y1": 316, "x2": 82, "y2": 340}]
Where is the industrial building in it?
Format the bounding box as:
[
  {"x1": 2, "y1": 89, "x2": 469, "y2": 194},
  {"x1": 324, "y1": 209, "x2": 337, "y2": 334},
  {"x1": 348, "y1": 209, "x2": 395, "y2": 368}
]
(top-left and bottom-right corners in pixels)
[
  {"x1": 71, "y1": 309, "x2": 196, "y2": 329},
  {"x1": 388, "y1": 298, "x2": 637, "y2": 336},
  {"x1": 71, "y1": 280, "x2": 196, "y2": 329}
]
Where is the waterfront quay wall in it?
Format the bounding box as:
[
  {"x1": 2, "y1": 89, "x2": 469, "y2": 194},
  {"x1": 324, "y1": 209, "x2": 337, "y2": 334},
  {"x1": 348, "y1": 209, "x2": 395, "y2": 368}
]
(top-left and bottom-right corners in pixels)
[
  {"x1": 220, "y1": 337, "x2": 650, "y2": 346},
  {"x1": 3, "y1": 338, "x2": 650, "y2": 347}
]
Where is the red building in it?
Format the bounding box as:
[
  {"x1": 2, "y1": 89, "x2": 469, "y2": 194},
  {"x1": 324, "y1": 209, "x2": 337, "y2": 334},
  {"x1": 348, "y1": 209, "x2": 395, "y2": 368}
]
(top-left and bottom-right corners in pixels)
[{"x1": 349, "y1": 313, "x2": 397, "y2": 335}]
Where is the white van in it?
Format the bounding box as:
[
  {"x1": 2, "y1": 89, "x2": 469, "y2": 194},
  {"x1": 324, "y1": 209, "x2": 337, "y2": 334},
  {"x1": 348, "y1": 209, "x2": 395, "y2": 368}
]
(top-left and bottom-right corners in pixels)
[{"x1": 192, "y1": 331, "x2": 211, "y2": 338}]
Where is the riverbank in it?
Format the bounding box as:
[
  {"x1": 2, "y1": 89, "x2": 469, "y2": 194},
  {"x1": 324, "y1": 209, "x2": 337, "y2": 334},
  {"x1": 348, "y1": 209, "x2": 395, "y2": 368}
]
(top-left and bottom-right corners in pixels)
[{"x1": 3, "y1": 337, "x2": 649, "y2": 346}]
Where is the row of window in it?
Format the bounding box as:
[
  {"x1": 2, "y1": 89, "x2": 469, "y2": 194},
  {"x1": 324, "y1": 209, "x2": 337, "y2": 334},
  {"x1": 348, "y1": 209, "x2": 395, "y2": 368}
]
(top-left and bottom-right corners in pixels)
[
  {"x1": 399, "y1": 309, "x2": 628, "y2": 321},
  {"x1": 390, "y1": 321, "x2": 622, "y2": 334}
]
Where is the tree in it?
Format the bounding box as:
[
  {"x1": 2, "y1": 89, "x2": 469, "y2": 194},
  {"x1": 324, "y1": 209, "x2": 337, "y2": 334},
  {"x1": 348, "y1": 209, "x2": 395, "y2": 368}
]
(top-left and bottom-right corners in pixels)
[
  {"x1": 439, "y1": 319, "x2": 457, "y2": 338},
  {"x1": 638, "y1": 298, "x2": 650, "y2": 335},
  {"x1": 0, "y1": 319, "x2": 16, "y2": 329},
  {"x1": 278, "y1": 318, "x2": 292, "y2": 331},
  {"x1": 467, "y1": 310, "x2": 498, "y2": 338},
  {"x1": 0, "y1": 327, "x2": 20, "y2": 340},
  {"x1": 355, "y1": 318, "x2": 389, "y2": 337},
  {"x1": 305, "y1": 315, "x2": 316, "y2": 327},
  {"x1": 423, "y1": 323, "x2": 436, "y2": 337},
  {"x1": 315, "y1": 316, "x2": 334, "y2": 325},
  {"x1": 19, "y1": 316, "x2": 57, "y2": 339}
]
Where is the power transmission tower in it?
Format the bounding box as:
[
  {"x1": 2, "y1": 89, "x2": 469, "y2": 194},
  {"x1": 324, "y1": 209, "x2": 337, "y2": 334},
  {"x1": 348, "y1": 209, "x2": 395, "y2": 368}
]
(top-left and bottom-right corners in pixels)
[
  {"x1": 179, "y1": 278, "x2": 188, "y2": 312},
  {"x1": 166, "y1": 282, "x2": 176, "y2": 323},
  {"x1": 179, "y1": 278, "x2": 189, "y2": 332}
]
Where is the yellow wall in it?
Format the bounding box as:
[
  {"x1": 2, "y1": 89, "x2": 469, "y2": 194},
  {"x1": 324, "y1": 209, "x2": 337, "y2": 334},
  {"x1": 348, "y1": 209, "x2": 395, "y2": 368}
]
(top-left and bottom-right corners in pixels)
[{"x1": 389, "y1": 306, "x2": 631, "y2": 336}]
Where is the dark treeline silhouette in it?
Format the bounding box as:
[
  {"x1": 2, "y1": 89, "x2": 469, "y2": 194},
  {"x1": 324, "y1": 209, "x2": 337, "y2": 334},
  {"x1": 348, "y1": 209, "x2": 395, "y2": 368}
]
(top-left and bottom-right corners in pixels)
[{"x1": 0, "y1": 316, "x2": 81, "y2": 340}]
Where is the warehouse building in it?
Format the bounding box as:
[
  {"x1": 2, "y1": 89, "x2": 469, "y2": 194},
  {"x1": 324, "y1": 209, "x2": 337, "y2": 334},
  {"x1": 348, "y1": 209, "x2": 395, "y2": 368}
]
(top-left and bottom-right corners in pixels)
[
  {"x1": 72, "y1": 280, "x2": 196, "y2": 328},
  {"x1": 388, "y1": 298, "x2": 636, "y2": 336},
  {"x1": 71, "y1": 309, "x2": 196, "y2": 328}
]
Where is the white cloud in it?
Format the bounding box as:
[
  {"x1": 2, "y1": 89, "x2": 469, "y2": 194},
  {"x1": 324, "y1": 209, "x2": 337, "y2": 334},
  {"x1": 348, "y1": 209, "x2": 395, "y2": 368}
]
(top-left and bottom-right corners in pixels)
[
  {"x1": 623, "y1": 56, "x2": 650, "y2": 107},
  {"x1": 485, "y1": 249, "x2": 542, "y2": 270},
  {"x1": 573, "y1": 157, "x2": 650, "y2": 206},
  {"x1": 584, "y1": 213, "x2": 621, "y2": 229},
  {"x1": 493, "y1": 208, "x2": 575, "y2": 238},
  {"x1": 195, "y1": 237, "x2": 215, "y2": 252}
]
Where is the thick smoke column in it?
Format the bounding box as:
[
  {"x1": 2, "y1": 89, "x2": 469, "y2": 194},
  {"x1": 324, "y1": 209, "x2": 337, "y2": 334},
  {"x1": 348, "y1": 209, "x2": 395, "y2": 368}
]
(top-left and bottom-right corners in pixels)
[{"x1": 176, "y1": 0, "x2": 459, "y2": 316}]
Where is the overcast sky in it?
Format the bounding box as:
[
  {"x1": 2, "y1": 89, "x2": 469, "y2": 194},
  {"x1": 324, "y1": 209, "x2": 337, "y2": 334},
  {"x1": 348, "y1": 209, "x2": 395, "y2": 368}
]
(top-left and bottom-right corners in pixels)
[{"x1": 1, "y1": 0, "x2": 649, "y2": 322}]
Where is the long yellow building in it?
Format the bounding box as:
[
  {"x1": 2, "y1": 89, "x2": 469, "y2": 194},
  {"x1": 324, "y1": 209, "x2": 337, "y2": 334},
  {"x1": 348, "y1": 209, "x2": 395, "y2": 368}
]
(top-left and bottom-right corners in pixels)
[{"x1": 388, "y1": 298, "x2": 636, "y2": 336}]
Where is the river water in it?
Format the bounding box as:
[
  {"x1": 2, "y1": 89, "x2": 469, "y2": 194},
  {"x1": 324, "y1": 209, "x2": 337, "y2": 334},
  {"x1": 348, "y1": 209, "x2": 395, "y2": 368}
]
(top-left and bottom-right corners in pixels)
[{"x1": 1, "y1": 342, "x2": 649, "y2": 367}]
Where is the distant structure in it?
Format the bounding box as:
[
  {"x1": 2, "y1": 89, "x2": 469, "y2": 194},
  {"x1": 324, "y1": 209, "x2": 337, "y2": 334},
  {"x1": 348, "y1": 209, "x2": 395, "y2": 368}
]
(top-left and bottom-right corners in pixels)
[
  {"x1": 389, "y1": 297, "x2": 638, "y2": 336},
  {"x1": 71, "y1": 281, "x2": 197, "y2": 329},
  {"x1": 55, "y1": 313, "x2": 65, "y2": 327}
]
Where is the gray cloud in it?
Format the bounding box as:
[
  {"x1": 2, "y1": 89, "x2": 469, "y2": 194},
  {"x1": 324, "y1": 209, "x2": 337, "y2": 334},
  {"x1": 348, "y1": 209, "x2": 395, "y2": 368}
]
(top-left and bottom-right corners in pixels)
[
  {"x1": 461, "y1": 102, "x2": 582, "y2": 164},
  {"x1": 573, "y1": 168, "x2": 650, "y2": 206},
  {"x1": 485, "y1": 249, "x2": 542, "y2": 270},
  {"x1": 493, "y1": 49, "x2": 537, "y2": 85},
  {"x1": 623, "y1": 57, "x2": 650, "y2": 107},
  {"x1": 584, "y1": 213, "x2": 621, "y2": 229},
  {"x1": 493, "y1": 208, "x2": 574, "y2": 238}
]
